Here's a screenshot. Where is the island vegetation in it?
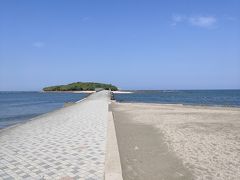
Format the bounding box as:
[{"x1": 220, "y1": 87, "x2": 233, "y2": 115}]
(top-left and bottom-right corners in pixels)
[{"x1": 43, "y1": 82, "x2": 118, "y2": 91}]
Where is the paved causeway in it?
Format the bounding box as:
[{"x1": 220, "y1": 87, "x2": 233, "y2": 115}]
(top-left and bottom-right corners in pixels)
[{"x1": 0, "y1": 91, "x2": 110, "y2": 180}]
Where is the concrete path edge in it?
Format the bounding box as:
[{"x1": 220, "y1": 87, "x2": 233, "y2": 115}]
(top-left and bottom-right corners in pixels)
[{"x1": 104, "y1": 111, "x2": 123, "y2": 180}]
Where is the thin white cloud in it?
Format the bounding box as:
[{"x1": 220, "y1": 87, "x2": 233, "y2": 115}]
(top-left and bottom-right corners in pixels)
[
  {"x1": 33, "y1": 42, "x2": 45, "y2": 48},
  {"x1": 171, "y1": 14, "x2": 185, "y2": 26},
  {"x1": 189, "y1": 16, "x2": 217, "y2": 28},
  {"x1": 171, "y1": 14, "x2": 217, "y2": 28}
]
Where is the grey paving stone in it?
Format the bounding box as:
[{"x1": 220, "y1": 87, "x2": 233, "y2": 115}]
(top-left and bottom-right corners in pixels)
[
  {"x1": 21, "y1": 174, "x2": 31, "y2": 178},
  {"x1": 2, "y1": 177, "x2": 14, "y2": 180},
  {"x1": 0, "y1": 91, "x2": 109, "y2": 179}
]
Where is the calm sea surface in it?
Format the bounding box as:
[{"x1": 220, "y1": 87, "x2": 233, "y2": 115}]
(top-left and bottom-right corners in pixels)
[
  {"x1": 0, "y1": 92, "x2": 87, "y2": 129},
  {"x1": 114, "y1": 90, "x2": 240, "y2": 107},
  {"x1": 1, "y1": 90, "x2": 240, "y2": 129}
]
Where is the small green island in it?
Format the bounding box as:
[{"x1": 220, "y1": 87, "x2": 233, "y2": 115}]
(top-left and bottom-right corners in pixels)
[{"x1": 43, "y1": 82, "x2": 118, "y2": 91}]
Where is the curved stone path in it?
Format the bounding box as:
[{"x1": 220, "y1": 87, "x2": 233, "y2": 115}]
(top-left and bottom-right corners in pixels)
[{"x1": 0, "y1": 91, "x2": 110, "y2": 180}]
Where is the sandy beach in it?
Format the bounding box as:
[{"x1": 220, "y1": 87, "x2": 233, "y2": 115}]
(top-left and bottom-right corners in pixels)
[{"x1": 111, "y1": 102, "x2": 240, "y2": 180}]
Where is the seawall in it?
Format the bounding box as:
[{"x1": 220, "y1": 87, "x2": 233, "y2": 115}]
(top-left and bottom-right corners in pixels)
[{"x1": 0, "y1": 90, "x2": 122, "y2": 179}]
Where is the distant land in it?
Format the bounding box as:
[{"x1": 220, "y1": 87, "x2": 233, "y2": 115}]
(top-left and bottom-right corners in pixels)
[{"x1": 43, "y1": 82, "x2": 118, "y2": 91}]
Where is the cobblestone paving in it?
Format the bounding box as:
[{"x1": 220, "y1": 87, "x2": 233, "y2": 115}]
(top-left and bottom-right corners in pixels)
[{"x1": 0, "y1": 91, "x2": 110, "y2": 180}]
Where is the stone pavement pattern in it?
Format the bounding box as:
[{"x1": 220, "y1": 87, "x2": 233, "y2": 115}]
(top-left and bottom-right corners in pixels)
[{"x1": 0, "y1": 91, "x2": 110, "y2": 180}]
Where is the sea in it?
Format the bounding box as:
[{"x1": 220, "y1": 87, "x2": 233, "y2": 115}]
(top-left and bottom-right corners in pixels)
[
  {"x1": 0, "y1": 90, "x2": 240, "y2": 129},
  {"x1": 0, "y1": 92, "x2": 87, "y2": 129},
  {"x1": 114, "y1": 90, "x2": 240, "y2": 106}
]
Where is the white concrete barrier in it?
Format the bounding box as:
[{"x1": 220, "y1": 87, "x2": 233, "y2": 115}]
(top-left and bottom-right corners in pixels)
[{"x1": 105, "y1": 111, "x2": 123, "y2": 180}]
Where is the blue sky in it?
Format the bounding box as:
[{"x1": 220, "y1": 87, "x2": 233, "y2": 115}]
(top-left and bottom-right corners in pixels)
[{"x1": 0, "y1": 0, "x2": 239, "y2": 90}]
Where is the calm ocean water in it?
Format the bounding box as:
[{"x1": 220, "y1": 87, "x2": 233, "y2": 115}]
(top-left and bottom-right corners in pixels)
[
  {"x1": 1, "y1": 90, "x2": 239, "y2": 129},
  {"x1": 114, "y1": 90, "x2": 240, "y2": 107},
  {"x1": 0, "y1": 92, "x2": 87, "y2": 129}
]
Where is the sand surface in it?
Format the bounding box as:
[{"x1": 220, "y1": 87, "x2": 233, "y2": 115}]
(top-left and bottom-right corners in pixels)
[
  {"x1": 42, "y1": 90, "x2": 95, "y2": 93},
  {"x1": 111, "y1": 102, "x2": 240, "y2": 180},
  {"x1": 112, "y1": 91, "x2": 133, "y2": 94}
]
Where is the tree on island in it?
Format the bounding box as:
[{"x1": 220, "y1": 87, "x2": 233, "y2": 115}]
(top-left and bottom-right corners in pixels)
[{"x1": 43, "y1": 82, "x2": 118, "y2": 91}]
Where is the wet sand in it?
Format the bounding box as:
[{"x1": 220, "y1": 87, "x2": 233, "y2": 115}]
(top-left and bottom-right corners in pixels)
[{"x1": 111, "y1": 102, "x2": 240, "y2": 180}]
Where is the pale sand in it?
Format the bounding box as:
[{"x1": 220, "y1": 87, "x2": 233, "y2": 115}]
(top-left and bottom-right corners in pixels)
[
  {"x1": 111, "y1": 102, "x2": 240, "y2": 180},
  {"x1": 112, "y1": 91, "x2": 133, "y2": 94},
  {"x1": 72, "y1": 90, "x2": 95, "y2": 93},
  {"x1": 41, "y1": 90, "x2": 95, "y2": 93}
]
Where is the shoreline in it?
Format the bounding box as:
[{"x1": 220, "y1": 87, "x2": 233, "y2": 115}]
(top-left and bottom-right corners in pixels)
[
  {"x1": 114, "y1": 101, "x2": 240, "y2": 109},
  {"x1": 2, "y1": 100, "x2": 239, "y2": 131},
  {"x1": 2, "y1": 99, "x2": 239, "y2": 131},
  {"x1": 41, "y1": 90, "x2": 95, "y2": 93}
]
